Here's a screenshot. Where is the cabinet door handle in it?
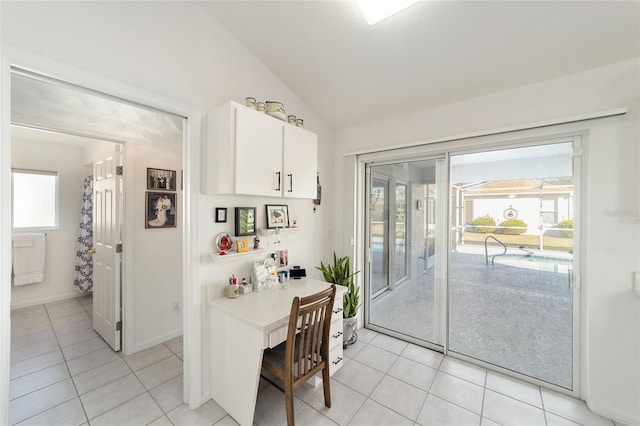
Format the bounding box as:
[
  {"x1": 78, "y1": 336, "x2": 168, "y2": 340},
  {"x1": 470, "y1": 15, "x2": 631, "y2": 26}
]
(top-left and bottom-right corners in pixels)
[
  {"x1": 332, "y1": 357, "x2": 343, "y2": 365},
  {"x1": 287, "y1": 174, "x2": 293, "y2": 193},
  {"x1": 332, "y1": 331, "x2": 343, "y2": 339},
  {"x1": 275, "y1": 171, "x2": 281, "y2": 191}
]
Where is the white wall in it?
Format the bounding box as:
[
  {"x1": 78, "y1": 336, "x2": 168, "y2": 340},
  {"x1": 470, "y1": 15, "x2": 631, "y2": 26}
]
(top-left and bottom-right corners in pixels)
[
  {"x1": 83, "y1": 128, "x2": 184, "y2": 353},
  {"x1": 336, "y1": 59, "x2": 640, "y2": 424},
  {"x1": 6, "y1": 3, "x2": 636, "y2": 421},
  {"x1": 132, "y1": 140, "x2": 183, "y2": 350},
  {"x1": 11, "y1": 123, "x2": 184, "y2": 352},
  {"x1": 10, "y1": 134, "x2": 85, "y2": 308},
  {"x1": 2, "y1": 0, "x2": 336, "y2": 402}
]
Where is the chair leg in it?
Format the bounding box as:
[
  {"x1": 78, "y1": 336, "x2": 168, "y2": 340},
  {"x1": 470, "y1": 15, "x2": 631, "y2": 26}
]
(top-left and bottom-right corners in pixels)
[
  {"x1": 285, "y1": 379, "x2": 295, "y2": 426},
  {"x1": 322, "y1": 365, "x2": 332, "y2": 408}
]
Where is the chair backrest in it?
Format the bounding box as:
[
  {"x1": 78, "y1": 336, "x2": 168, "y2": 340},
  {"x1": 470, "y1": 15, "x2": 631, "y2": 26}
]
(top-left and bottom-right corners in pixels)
[{"x1": 285, "y1": 285, "x2": 336, "y2": 382}]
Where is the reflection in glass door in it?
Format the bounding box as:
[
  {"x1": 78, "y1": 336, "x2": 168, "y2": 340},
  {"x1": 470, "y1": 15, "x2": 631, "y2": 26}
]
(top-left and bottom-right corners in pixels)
[
  {"x1": 367, "y1": 159, "x2": 446, "y2": 346},
  {"x1": 448, "y1": 142, "x2": 577, "y2": 389},
  {"x1": 370, "y1": 177, "x2": 389, "y2": 297}
]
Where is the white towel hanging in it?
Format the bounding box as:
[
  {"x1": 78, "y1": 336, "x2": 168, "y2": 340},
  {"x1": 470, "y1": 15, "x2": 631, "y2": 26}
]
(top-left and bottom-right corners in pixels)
[{"x1": 12, "y1": 233, "x2": 46, "y2": 286}]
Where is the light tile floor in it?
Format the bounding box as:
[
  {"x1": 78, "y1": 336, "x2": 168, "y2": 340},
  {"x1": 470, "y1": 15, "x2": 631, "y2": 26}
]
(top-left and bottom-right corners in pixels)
[{"x1": 10, "y1": 297, "x2": 619, "y2": 426}]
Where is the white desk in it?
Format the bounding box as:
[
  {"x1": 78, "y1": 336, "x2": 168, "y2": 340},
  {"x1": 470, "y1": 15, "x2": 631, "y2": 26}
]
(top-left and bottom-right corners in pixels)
[{"x1": 208, "y1": 278, "x2": 346, "y2": 426}]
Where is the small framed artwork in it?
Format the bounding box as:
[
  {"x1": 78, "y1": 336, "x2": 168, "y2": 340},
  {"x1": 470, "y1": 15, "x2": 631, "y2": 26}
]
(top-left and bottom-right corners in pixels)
[
  {"x1": 215, "y1": 208, "x2": 227, "y2": 223},
  {"x1": 235, "y1": 207, "x2": 257, "y2": 236},
  {"x1": 279, "y1": 249, "x2": 289, "y2": 267},
  {"x1": 236, "y1": 239, "x2": 249, "y2": 253},
  {"x1": 146, "y1": 192, "x2": 177, "y2": 229},
  {"x1": 147, "y1": 168, "x2": 177, "y2": 191},
  {"x1": 265, "y1": 204, "x2": 289, "y2": 229}
]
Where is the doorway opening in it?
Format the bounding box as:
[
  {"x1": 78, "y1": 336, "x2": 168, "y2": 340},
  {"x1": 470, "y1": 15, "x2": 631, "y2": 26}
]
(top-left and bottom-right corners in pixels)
[
  {"x1": 365, "y1": 139, "x2": 580, "y2": 391},
  {"x1": 8, "y1": 68, "x2": 185, "y2": 356}
]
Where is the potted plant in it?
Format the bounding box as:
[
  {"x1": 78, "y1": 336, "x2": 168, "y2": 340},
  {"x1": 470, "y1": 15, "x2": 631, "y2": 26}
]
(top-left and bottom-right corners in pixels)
[{"x1": 316, "y1": 252, "x2": 361, "y2": 346}]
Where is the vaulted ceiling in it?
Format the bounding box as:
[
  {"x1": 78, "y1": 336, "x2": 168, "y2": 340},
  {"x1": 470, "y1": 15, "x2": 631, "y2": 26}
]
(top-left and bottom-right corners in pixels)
[
  {"x1": 8, "y1": 1, "x2": 639, "y2": 137},
  {"x1": 201, "y1": 0, "x2": 640, "y2": 129}
]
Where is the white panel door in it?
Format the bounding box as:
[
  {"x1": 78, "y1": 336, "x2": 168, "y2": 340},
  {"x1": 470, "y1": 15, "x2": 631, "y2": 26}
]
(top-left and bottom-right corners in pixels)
[
  {"x1": 283, "y1": 125, "x2": 317, "y2": 199},
  {"x1": 93, "y1": 148, "x2": 121, "y2": 351},
  {"x1": 234, "y1": 106, "x2": 283, "y2": 196}
]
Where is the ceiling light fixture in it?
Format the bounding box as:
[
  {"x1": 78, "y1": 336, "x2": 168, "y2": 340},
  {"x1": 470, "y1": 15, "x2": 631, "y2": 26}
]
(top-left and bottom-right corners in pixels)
[{"x1": 355, "y1": 0, "x2": 421, "y2": 25}]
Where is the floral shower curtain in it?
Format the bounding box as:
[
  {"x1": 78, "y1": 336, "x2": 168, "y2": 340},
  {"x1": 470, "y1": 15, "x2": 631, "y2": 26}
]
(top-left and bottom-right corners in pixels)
[{"x1": 74, "y1": 176, "x2": 93, "y2": 293}]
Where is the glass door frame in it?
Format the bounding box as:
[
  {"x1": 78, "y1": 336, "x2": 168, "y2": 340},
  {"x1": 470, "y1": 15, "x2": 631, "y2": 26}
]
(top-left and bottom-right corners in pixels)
[
  {"x1": 363, "y1": 154, "x2": 448, "y2": 353},
  {"x1": 357, "y1": 133, "x2": 582, "y2": 397}
]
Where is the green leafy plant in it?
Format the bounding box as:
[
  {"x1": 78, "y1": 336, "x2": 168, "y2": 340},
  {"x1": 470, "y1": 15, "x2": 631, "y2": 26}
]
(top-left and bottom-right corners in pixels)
[
  {"x1": 497, "y1": 219, "x2": 528, "y2": 235},
  {"x1": 316, "y1": 252, "x2": 361, "y2": 318},
  {"x1": 470, "y1": 214, "x2": 497, "y2": 233},
  {"x1": 557, "y1": 219, "x2": 573, "y2": 238}
]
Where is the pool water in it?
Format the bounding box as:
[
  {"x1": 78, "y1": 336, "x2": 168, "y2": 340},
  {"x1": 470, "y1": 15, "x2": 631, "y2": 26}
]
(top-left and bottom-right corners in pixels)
[{"x1": 494, "y1": 253, "x2": 572, "y2": 273}]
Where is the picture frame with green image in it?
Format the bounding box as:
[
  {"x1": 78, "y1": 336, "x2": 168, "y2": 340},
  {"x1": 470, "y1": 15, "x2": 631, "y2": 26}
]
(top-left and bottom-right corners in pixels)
[{"x1": 235, "y1": 207, "x2": 257, "y2": 236}]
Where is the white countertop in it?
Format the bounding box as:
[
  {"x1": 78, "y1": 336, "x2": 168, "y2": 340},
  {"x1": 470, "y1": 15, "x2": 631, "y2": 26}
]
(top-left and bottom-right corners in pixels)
[{"x1": 208, "y1": 278, "x2": 346, "y2": 333}]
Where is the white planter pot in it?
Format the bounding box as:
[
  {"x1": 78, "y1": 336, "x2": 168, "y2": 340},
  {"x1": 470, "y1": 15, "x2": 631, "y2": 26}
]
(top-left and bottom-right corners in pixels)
[{"x1": 343, "y1": 316, "x2": 357, "y2": 347}]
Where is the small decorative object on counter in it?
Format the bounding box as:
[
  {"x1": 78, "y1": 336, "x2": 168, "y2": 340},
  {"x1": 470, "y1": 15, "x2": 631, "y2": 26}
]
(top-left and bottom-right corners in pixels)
[
  {"x1": 238, "y1": 277, "x2": 252, "y2": 294},
  {"x1": 287, "y1": 115, "x2": 297, "y2": 124},
  {"x1": 251, "y1": 259, "x2": 277, "y2": 291},
  {"x1": 253, "y1": 235, "x2": 260, "y2": 250},
  {"x1": 265, "y1": 101, "x2": 286, "y2": 120},
  {"x1": 291, "y1": 216, "x2": 298, "y2": 228},
  {"x1": 245, "y1": 97, "x2": 257, "y2": 109},
  {"x1": 216, "y1": 232, "x2": 233, "y2": 254},
  {"x1": 256, "y1": 102, "x2": 266, "y2": 112},
  {"x1": 278, "y1": 271, "x2": 289, "y2": 289},
  {"x1": 236, "y1": 239, "x2": 249, "y2": 253},
  {"x1": 296, "y1": 118, "x2": 304, "y2": 127},
  {"x1": 227, "y1": 275, "x2": 239, "y2": 298}
]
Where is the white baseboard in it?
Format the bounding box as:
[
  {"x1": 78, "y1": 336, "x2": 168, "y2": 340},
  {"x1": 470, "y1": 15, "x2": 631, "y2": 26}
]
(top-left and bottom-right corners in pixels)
[
  {"x1": 586, "y1": 400, "x2": 639, "y2": 426},
  {"x1": 10, "y1": 291, "x2": 85, "y2": 310},
  {"x1": 132, "y1": 329, "x2": 182, "y2": 355},
  {"x1": 194, "y1": 390, "x2": 212, "y2": 410}
]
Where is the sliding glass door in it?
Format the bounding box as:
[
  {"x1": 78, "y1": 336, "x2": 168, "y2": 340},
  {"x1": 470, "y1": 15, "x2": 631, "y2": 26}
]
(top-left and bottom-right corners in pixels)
[
  {"x1": 364, "y1": 140, "x2": 579, "y2": 390},
  {"x1": 448, "y1": 142, "x2": 577, "y2": 389},
  {"x1": 366, "y1": 159, "x2": 446, "y2": 347}
]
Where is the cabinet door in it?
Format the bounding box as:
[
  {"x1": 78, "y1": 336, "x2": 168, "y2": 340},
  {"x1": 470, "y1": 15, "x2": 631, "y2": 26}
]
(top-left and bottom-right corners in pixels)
[
  {"x1": 235, "y1": 107, "x2": 283, "y2": 196},
  {"x1": 283, "y1": 125, "x2": 317, "y2": 199}
]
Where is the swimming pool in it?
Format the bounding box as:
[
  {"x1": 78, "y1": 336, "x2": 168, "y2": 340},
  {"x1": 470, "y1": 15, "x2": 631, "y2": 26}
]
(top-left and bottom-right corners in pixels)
[{"x1": 494, "y1": 253, "x2": 573, "y2": 273}]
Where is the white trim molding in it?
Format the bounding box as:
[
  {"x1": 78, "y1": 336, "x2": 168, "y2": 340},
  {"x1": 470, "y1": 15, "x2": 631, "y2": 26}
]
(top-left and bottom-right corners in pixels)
[
  {"x1": 0, "y1": 45, "x2": 205, "y2": 415},
  {"x1": 344, "y1": 108, "x2": 627, "y2": 157}
]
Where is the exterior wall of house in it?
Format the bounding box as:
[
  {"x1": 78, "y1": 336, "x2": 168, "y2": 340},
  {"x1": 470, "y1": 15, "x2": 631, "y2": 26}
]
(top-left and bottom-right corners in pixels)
[
  {"x1": 336, "y1": 59, "x2": 640, "y2": 424},
  {"x1": 469, "y1": 195, "x2": 572, "y2": 236}
]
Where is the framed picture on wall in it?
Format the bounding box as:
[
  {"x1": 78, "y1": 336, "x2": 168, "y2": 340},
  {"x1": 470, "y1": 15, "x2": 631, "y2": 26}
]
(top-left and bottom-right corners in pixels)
[
  {"x1": 265, "y1": 204, "x2": 289, "y2": 229},
  {"x1": 235, "y1": 207, "x2": 256, "y2": 236},
  {"x1": 146, "y1": 192, "x2": 177, "y2": 228},
  {"x1": 215, "y1": 207, "x2": 227, "y2": 223},
  {"x1": 147, "y1": 168, "x2": 177, "y2": 191}
]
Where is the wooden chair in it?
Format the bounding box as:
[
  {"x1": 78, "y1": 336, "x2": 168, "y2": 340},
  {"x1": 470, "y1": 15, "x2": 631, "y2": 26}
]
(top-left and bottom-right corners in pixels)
[{"x1": 262, "y1": 285, "x2": 336, "y2": 426}]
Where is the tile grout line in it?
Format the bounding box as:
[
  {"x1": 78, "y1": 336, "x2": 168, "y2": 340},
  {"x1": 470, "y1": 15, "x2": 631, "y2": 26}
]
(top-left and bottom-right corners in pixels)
[
  {"x1": 479, "y1": 367, "x2": 488, "y2": 424},
  {"x1": 10, "y1": 299, "x2": 88, "y2": 426}
]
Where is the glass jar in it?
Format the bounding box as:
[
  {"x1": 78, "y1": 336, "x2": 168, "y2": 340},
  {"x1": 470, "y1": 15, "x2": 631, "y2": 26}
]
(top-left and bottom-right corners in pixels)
[
  {"x1": 287, "y1": 115, "x2": 297, "y2": 124},
  {"x1": 296, "y1": 118, "x2": 304, "y2": 127},
  {"x1": 265, "y1": 101, "x2": 286, "y2": 120},
  {"x1": 256, "y1": 102, "x2": 266, "y2": 113},
  {"x1": 245, "y1": 97, "x2": 257, "y2": 109}
]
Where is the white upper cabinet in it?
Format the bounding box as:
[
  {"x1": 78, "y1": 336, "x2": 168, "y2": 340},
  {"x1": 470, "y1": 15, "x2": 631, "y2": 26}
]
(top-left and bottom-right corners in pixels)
[
  {"x1": 204, "y1": 101, "x2": 318, "y2": 199},
  {"x1": 283, "y1": 125, "x2": 317, "y2": 199},
  {"x1": 235, "y1": 106, "x2": 283, "y2": 197}
]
